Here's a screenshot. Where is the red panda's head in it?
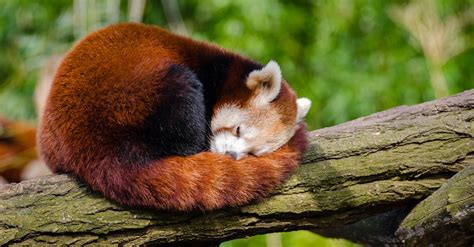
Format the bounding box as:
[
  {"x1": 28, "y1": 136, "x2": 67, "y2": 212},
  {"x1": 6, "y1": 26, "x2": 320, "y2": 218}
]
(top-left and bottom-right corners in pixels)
[{"x1": 210, "y1": 61, "x2": 311, "y2": 160}]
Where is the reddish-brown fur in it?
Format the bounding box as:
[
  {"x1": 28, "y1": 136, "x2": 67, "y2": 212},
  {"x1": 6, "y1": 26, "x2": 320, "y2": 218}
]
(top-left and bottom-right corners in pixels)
[{"x1": 38, "y1": 23, "x2": 308, "y2": 211}]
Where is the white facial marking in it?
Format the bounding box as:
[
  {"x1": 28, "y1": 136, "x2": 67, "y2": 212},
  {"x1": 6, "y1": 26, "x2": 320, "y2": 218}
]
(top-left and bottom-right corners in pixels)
[
  {"x1": 296, "y1": 97, "x2": 311, "y2": 122},
  {"x1": 246, "y1": 60, "x2": 282, "y2": 107},
  {"x1": 211, "y1": 104, "x2": 252, "y2": 160},
  {"x1": 210, "y1": 132, "x2": 249, "y2": 160},
  {"x1": 211, "y1": 104, "x2": 246, "y2": 132},
  {"x1": 240, "y1": 125, "x2": 258, "y2": 139}
]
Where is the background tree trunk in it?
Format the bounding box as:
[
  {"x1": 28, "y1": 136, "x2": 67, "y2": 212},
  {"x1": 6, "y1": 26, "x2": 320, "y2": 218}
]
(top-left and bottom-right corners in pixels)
[{"x1": 0, "y1": 90, "x2": 472, "y2": 246}]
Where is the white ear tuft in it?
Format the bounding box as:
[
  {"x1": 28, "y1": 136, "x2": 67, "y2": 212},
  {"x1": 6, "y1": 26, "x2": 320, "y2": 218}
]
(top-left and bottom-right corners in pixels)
[
  {"x1": 296, "y1": 98, "x2": 311, "y2": 122},
  {"x1": 246, "y1": 60, "x2": 282, "y2": 106}
]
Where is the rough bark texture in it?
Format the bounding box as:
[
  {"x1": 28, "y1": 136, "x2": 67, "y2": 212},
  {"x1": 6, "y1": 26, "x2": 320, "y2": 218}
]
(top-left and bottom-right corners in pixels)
[
  {"x1": 395, "y1": 164, "x2": 474, "y2": 246},
  {"x1": 0, "y1": 89, "x2": 473, "y2": 246}
]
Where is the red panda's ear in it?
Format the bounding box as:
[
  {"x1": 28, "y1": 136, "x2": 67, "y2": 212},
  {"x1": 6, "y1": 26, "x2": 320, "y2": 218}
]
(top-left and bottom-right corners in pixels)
[
  {"x1": 296, "y1": 98, "x2": 311, "y2": 122},
  {"x1": 246, "y1": 60, "x2": 282, "y2": 107}
]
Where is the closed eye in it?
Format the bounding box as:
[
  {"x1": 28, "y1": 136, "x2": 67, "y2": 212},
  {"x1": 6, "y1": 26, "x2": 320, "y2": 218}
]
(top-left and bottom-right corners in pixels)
[{"x1": 231, "y1": 125, "x2": 241, "y2": 137}]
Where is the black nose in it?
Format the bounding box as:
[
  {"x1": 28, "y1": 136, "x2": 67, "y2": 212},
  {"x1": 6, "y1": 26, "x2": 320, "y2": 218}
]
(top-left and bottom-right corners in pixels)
[{"x1": 226, "y1": 151, "x2": 238, "y2": 159}]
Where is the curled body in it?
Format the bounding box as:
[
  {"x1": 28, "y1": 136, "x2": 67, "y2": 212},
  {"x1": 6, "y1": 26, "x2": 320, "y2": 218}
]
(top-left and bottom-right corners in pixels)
[{"x1": 38, "y1": 23, "x2": 311, "y2": 211}]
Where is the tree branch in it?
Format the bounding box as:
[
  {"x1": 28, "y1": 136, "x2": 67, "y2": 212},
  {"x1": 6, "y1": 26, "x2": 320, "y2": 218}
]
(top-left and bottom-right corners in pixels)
[{"x1": 0, "y1": 90, "x2": 473, "y2": 246}]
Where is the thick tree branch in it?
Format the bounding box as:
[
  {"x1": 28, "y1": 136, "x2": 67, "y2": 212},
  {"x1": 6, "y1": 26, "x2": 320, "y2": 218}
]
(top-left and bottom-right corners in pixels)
[{"x1": 0, "y1": 90, "x2": 473, "y2": 246}]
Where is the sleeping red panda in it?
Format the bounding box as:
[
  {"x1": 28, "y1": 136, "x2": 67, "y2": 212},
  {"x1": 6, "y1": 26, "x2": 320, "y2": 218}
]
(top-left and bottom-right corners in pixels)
[{"x1": 38, "y1": 23, "x2": 311, "y2": 211}]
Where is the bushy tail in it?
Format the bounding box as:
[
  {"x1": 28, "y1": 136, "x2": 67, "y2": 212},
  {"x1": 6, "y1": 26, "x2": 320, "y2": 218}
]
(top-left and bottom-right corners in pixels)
[{"x1": 70, "y1": 126, "x2": 307, "y2": 211}]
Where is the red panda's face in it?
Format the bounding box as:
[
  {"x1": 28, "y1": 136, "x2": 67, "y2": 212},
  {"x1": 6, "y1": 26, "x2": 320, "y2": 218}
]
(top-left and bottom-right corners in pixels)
[{"x1": 210, "y1": 61, "x2": 311, "y2": 160}]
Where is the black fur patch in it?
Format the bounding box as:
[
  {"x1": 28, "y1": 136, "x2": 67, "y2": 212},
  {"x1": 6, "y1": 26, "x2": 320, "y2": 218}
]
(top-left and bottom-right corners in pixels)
[
  {"x1": 194, "y1": 53, "x2": 233, "y2": 126},
  {"x1": 140, "y1": 64, "x2": 208, "y2": 158},
  {"x1": 103, "y1": 64, "x2": 209, "y2": 167}
]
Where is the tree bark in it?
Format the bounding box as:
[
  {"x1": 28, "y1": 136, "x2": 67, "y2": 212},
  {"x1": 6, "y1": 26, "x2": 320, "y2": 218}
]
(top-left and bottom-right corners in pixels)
[
  {"x1": 395, "y1": 164, "x2": 473, "y2": 246},
  {"x1": 0, "y1": 89, "x2": 473, "y2": 246}
]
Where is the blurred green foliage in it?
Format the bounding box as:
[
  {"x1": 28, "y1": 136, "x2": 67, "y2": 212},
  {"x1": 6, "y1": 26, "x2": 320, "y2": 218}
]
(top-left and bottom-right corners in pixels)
[
  {"x1": 220, "y1": 231, "x2": 360, "y2": 247},
  {"x1": 0, "y1": 0, "x2": 473, "y2": 246},
  {"x1": 0, "y1": 0, "x2": 473, "y2": 128}
]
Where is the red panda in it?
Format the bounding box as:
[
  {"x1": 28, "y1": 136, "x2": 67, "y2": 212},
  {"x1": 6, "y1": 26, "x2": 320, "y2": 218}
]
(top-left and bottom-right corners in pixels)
[{"x1": 38, "y1": 23, "x2": 311, "y2": 211}]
